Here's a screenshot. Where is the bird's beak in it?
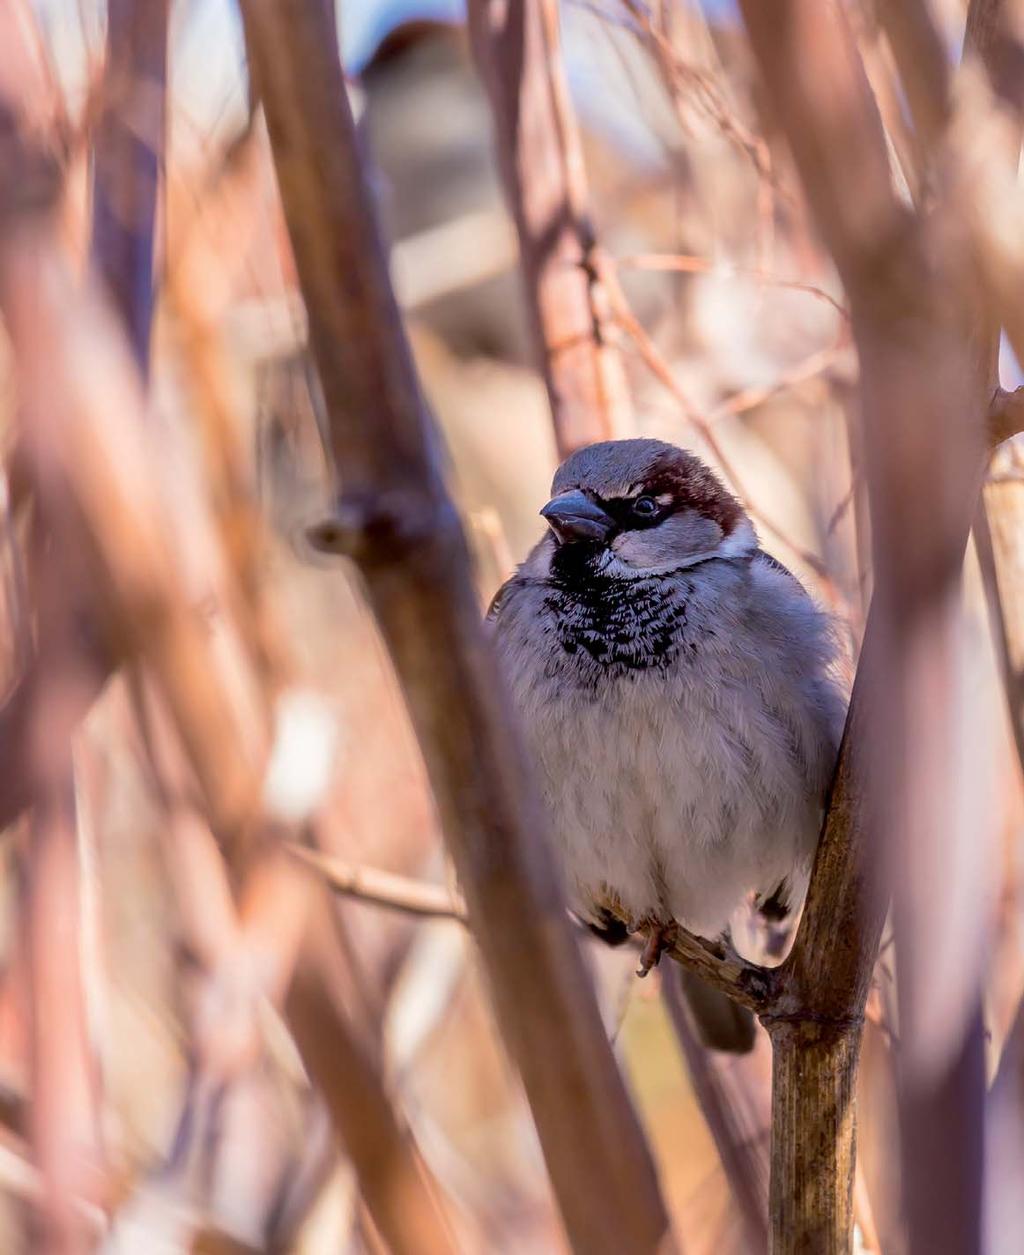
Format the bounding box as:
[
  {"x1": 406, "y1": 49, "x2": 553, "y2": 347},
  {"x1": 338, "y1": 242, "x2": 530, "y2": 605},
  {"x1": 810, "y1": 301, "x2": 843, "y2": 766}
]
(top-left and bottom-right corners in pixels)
[{"x1": 540, "y1": 490, "x2": 616, "y2": 545}]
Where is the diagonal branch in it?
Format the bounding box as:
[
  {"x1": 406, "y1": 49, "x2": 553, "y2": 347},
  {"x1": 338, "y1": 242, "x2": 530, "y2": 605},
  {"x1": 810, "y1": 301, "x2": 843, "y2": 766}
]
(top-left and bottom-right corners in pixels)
[
  {"x1": 285, "y1": 845, "x2": 467, "y2": 923},
  {"x1": 238, "y1": 3, "x2": 672, "y2": 1250},
  {"x1": 288, "y1": 837, "x2": 781, "y2": 1017},
  {"x1": 666, "y1": 928, "x2": 777, "y2": 1014}
]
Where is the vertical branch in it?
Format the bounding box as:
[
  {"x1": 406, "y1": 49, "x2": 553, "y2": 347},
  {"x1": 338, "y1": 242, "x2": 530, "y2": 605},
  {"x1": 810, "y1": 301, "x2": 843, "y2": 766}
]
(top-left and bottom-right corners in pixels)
[
  {"x1": 989, "y1": 993, "x2": 1024, "y2": 1252},
  {"x1": 762, "y1": 683, "x2": 884, "y2": 1255},
  {"x1": 975, "y1": 478, "x2": 1024, "y2": 770},
  {"x1": 25, "y1": 774, "x2": 98, "y2": 1255},
  {"x1": 239, "y1": 3, "x2": 672, "y2": 1250},
  {"x1": 91, "y1": 0, "x2": 169, "y2": 375},
  {"x1": 24, "y1": 532, "x2": 100, "y2": 1255},
  {"x1": 467, "y1": 0, "x2": 631, "y2": 457}
]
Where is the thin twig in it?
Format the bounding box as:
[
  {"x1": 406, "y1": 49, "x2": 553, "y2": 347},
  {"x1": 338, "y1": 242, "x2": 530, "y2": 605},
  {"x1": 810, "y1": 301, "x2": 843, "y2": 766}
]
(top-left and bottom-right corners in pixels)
[
  {"x1": 619, "y1": 0, "x2": 778, "y2": 191},
  {"x1": 285, "y1": 845, "x2": 466, "y2": 922},
  {"x1": 600, "y1": 252, "x2": 837, "y2": 581},
  {"x1": 618, "y1": 251, "x2": 849, "y2": 320},
  {"x1": 665, "y1": 928, "x2": 776, "y2": 1014}
]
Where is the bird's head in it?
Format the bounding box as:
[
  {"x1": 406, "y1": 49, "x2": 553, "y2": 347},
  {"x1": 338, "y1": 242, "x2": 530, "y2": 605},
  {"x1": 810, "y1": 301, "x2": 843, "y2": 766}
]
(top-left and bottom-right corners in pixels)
[{"x1": 539, "y1": 439, "x2": 756, "y2": 579}]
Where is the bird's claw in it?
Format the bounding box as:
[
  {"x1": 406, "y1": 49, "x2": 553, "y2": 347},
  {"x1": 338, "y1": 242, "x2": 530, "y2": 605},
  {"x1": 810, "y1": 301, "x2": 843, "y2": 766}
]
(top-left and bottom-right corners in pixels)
[{"x1": 635, "y1": 921, "x2": 677, "y2": 978}]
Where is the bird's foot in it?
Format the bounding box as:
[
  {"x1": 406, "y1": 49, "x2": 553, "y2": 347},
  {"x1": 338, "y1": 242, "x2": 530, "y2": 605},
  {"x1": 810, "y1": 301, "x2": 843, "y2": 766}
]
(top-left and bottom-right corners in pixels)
[{"x1": 636, "y1": 920, "x2": 678, "y2": 978}]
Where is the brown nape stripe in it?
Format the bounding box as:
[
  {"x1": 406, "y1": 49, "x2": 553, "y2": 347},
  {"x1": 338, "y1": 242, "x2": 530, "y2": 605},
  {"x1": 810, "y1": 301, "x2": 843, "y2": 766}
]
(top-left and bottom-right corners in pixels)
[{"x1": 643, "y1": 451, "x2": 743, "y2": 534}]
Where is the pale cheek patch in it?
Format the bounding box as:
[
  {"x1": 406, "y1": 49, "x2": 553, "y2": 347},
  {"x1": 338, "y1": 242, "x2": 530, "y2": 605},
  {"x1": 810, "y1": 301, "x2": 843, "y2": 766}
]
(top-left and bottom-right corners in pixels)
[{"x1": 612, "y1": 511, "x2": 724, "y2": 571}]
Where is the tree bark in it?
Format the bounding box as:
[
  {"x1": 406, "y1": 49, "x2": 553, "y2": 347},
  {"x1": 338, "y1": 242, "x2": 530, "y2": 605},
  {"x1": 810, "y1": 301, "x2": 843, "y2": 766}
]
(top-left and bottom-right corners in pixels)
[{"x1": 767, "y1": 1023, "x2": 859, "y2": 1255}]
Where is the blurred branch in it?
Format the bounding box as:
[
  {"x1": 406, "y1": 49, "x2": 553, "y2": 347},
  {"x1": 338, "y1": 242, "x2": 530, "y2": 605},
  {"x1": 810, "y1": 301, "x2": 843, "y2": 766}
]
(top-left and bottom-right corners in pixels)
[
  {"x1": 880, "y1": 25, "x2": 1024, "y2": 1252},
  {"x1": 619, "y1": 0, "x2": 774, "y2": 188},
  {"x1": 0, "y1": 147, "x2": 262, "y2": 842},
  {"x1": 91, "y1": 0, "x2": 168, "y2": 375},
  {"x1": 0, "y1": 1132, "x2": 105, "y2": 1242},
  {"x1": 735, "y1": 0, "x2": 995, "y2": 1249},
  {"x1": 0, "y1": 1, "x2": 68, "y2": 136},
  {"x1": 0, "y1": 0, "x2": 168, "y2": 831},
  {"x1": 618, "y1": 250, "x2": 849, "y2": 319},
  {"x1": 874, "y1": 0, "x2": 951, "y2": 159},
  {"x1": 0, "y1": 647, "x2": 108, "y2": 833},
  {"x1": 467, "y1": 0, "x2": 631, "y2": 457},
  {"x1": 25, "y1": 766, "x2": 101, "y2": 1253},
  {"x1": 286, "y1": 845, "x2": 467, "y2": 922},
  {"x1": 239, "y1": 2, "x2": 673, "y2": 1250},
  {"x1": 988, "y1": 989, "x2": 1024, "y2": 1251},
  {"x1": 163, "y1": 136, "x2": 294, "y2": 694},
  {"x1": 286, "y1": 920, "x2": 457, "y2": 1255}
]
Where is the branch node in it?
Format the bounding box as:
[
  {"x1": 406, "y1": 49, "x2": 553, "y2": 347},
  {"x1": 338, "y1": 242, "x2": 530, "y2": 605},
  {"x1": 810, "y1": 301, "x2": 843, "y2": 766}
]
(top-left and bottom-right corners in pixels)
[{"x1": 307, "y1": 491, "x2": 458, "y2": 565}]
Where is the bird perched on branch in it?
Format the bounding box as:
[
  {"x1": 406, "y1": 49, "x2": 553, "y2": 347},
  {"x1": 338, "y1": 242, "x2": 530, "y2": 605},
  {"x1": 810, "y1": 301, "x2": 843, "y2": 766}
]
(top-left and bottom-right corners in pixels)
[{"x1": 490, "y1": 439, "x2": 845, "y2": 1042}]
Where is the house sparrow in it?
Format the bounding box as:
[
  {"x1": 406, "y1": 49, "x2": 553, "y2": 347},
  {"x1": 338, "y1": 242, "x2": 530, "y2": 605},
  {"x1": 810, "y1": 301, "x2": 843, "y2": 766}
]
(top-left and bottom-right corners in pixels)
[{"x1": 489, "y1": 438, "x2": 846, "y2": 996}]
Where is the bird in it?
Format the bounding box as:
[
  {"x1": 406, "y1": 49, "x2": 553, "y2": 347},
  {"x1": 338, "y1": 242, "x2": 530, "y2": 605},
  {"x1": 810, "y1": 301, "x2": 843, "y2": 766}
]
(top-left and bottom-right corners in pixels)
[{"x1": 489, "y1": 437, "x2": 846, "y2": 1023}]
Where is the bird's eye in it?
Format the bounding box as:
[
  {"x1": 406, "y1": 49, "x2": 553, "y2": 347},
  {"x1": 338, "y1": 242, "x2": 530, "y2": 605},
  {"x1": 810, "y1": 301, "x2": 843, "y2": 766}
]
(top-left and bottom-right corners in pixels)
[{"x1": 633, "y1": 495, "x2": 659, "y2": 517}]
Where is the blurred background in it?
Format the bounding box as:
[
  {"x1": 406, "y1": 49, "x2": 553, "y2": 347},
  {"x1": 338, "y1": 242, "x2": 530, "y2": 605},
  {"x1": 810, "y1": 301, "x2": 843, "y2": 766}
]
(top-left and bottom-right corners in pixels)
[{"x1": 1, "y1": 0, "x2": 1022, "y2": 1251}]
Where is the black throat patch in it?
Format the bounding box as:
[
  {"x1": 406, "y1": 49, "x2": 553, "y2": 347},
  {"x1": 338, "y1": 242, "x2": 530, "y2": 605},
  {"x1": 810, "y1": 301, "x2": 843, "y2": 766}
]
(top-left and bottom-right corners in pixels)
[{"x1": 545, "y1": 546, "x2": 690, "y2": 674}]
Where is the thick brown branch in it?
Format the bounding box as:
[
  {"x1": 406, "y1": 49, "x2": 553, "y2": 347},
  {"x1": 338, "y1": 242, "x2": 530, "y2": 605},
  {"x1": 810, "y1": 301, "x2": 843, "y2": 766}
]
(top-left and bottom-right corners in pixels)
[{"x1": 239, "y1": 3, "x2": 671, "y2": 1249}]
